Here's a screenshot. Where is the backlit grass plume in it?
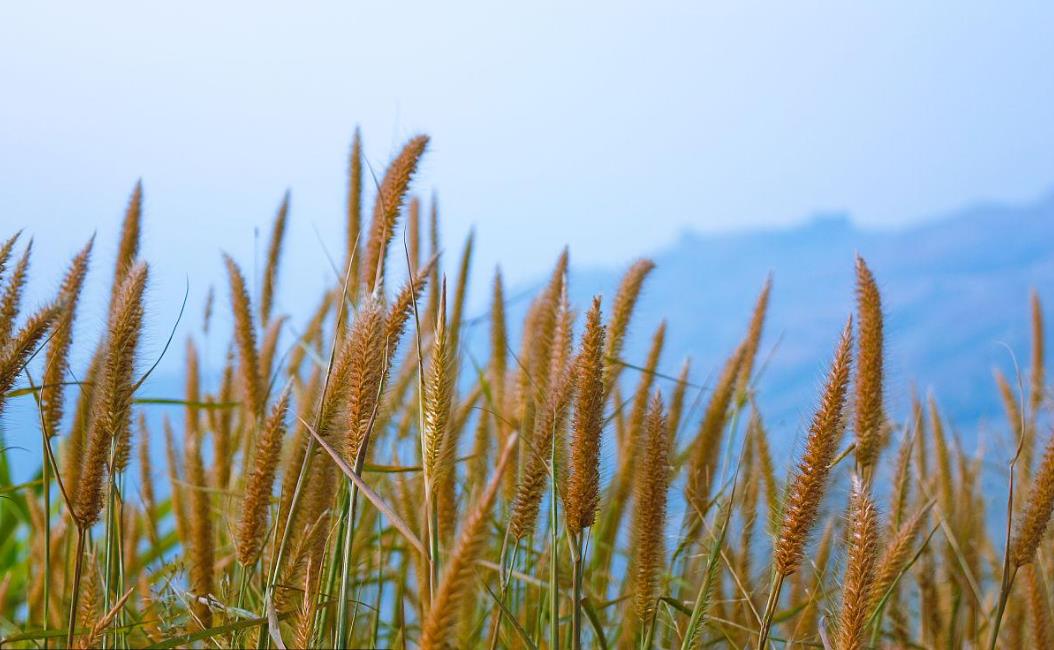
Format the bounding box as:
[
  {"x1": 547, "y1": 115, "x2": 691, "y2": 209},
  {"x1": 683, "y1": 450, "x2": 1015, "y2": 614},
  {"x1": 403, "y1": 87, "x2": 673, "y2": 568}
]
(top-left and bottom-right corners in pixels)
[
  {"x1": 565, "y1": 296, "x2": 605, "y2": 534},
  {"x1": 685, "y1": 345, "x2": 744, "y2": 520},
  {"x1": 759, "y1": 317, "x2": 852, "y2": 649},
  {"x1": 1010, "y1": 429, "x2": 1054, "y2": 568},
  {"x1": 423, "y1": 279, "x2": 454, "y2": 494},
  {"x1": 1, "y1": 303, "x2": 59, "y2": 419},
  {"x1": 854, "y1": 255, "x2": 885, "y2": 478},
  {"x1": 260, "y1": 192, "x2": 289, "y2": 325},
  {"x1": 237, "y1": 387, "x2": 292, "y2": 565},
  {"x1": 41, "y1": 238, "x2": 93, "y2": 437},
  {"x1": 603, "y1": 258, "x2": 655, "y2": 394},
  {"x1": 837, "y1": 478, "x2": 879, "y2": 650},
  {"x1": 631, "y1": 392, "x2": 671, "y2": 633},
  {"x1": 362, "y1": 134, "x2": 429, "y2": 292},
  {"x1": 346, "y1": 127, "x2": 363, "y2": 287},
  {"x1": 223, "y1": 253, "x2": 263, "y2": 420},
  {"x1": 342, "y1": 296, "x2": 385, "y2": 464},
  {"x1": 73, "y1": 262, "x2": 148, "y2": 528},
  {"x1": 0, "y1": 239, "x2": 32, "y2": 343}
]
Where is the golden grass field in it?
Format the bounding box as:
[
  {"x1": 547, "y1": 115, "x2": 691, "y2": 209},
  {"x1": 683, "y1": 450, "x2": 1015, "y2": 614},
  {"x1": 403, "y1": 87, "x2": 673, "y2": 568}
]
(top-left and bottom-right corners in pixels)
[{"x1": 0, "y1": 131, "x2": 1051, "y2": 649}]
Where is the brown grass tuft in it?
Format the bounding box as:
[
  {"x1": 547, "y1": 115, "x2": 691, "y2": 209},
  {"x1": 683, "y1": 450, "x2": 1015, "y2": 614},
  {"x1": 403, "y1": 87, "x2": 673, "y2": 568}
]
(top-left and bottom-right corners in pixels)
[
  {"x1": 603, "y1": 258, "x2": 655, "y2": 394},
  {"x1": 509, "y1": 285, "x2": 576, "y2": 541},
  {"x1": 854, "y1": 255, "x2": 885, "y2": 476},
  {"x1": 138, "y1": 414, "x2": 159, "y2": 546},
  {"x1": 260, "y1": 191, "x2": 289, "y2": 325},
  {"x1": 774, "y1": 317, "x2": 853, "y2": 576},
  {"x1": 685, "y1": 345, "x2": 745, "y2": 518},
  {"x1": 346, "y1": 127, "x2": 363, "y2": 286},
  {"x1": 448, "y1": 231, "x2": 474, "y2": 357},
  {"x1": 869, "y1": 501, "x2": 930, "y2": 614},
  {"x1": 362, "y1": 134, "x2": 429, "y2": 292},
  {"x1": 41, "y1": 238, "x2": 93, "y2": 437},
  {"x1": 837, "y1": 478, "x2": 879, "y2": 650},
  {"x1": 237, "y1": 387, "x2": 291, "y2": 565},
  {"x1": 384, "y1": 254, "x2": 437, "y2": 364},
  {"x1": 565, "y1": 296, "x2": 605, "y2": 534},
  {"x1": 0, "y1": 240, "x2": 32, "y2": 343},
  {"x1": 420, "y1": 434, "x2": 518, "y2": 649},
  {"x1": 1031, "y1": 290, "x2": 1045, "y2": 417},
  {"x1": 111, "y1": 181, "x2": 143, "y2": 303},
  {"x1": 343, "y1": 296, "x2": 386, "y2": 464},
  {"x1": 1026, "y1": 563, "x2": 1052, "y2": 648},
  {"x1": 1011, "y1": 428, "x2": 1054, "y2": 567},
  {"x1": 736, "y1": 276, "x2": 772, "y2": 399},
  {"x1": 213, "y1": 354, "x2": 236, "y2": 490},
  {"x1": 183, "y1": 339, "x2": 214, "y2": 627},
  {"x1": 667, "y1": 358, "x2": 691, "y2": 443},
  {"x1": 406, "y1": 196, "x2": 421, "y2": 273},
  {"x1": 74, "y1": 262, "x2": 148, "y2": 527},
  {"x1": 0, "y1": 231, "x2": 19, "y2": 281},
  {"x1": 223, "y1": 254, "x2": 264, "y2": 419},
  {"x1": 423, "y1": 280, "x2": 455, "y2": 491},
  {"x1": 0, "y1": 302, "x2": 60, "y2": 419},
  {"x1": 631, "y1": 392, "x2": 671, "y2": 625}
]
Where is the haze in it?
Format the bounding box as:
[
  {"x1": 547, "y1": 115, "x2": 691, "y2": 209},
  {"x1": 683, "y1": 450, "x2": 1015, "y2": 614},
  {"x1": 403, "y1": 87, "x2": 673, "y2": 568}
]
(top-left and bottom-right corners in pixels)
[{"x1": 2, "y1": 1, "x2": 1053, "y2": 318}]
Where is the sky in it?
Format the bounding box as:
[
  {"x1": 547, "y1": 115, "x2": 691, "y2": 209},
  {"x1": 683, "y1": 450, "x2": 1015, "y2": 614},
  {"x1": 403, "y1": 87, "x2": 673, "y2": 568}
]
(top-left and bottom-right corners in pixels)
[{"x1": 2, "y1": 1, "x2": 1054, "y2": 328}]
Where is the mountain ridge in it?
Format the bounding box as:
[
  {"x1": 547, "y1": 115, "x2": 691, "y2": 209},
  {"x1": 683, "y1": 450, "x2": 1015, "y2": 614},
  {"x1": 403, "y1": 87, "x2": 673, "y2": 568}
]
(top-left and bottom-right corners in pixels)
[{"x1": 561, "y1": 188, "x2": 1054, "y2": 452}]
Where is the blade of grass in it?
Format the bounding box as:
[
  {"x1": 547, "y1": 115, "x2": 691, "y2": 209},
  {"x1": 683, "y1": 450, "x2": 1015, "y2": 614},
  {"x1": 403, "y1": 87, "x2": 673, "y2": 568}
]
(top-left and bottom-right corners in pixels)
[{"x1": 301, "y1": 416, "x2": 426, "y2": 556}]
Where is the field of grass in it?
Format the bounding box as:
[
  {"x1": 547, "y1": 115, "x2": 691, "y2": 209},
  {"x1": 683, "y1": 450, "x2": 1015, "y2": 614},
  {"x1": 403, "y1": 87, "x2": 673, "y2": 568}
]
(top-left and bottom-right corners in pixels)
[{"x1": 0, "y1": 131, "x2": 1050, "y2": 649}]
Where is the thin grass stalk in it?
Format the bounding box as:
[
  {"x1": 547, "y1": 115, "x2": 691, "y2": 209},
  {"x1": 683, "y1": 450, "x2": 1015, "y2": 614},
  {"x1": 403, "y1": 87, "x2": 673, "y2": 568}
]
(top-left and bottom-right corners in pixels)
[
  {"x1": 550, "y1": 427, "x2": 560, "y2": 650},
  {"x1": 988, "y1": 406, "x2": 1054, "y2": 648},
  {"x1": 264, "y1": 243, "x2": 357, "y2": 611},
  {"x1": 571, "y1": 532, "x2": 585, "y2": 650},
  {"x1": 337, "y1": 364, "x2": 388, "y2": 647},
  {"x1": 101, "y1": 443, "x2": 119, "y2": 649},
  {"x1": 756, "y1": 573, "x2": 786, "y2": 650},
  {"x1": 486, "y1": 532, "x2": 520, "y2": 650},
  {"x1": 682, "y1": 472, "x2": 739, "y2": 649},
  {"x1": 39, "y1": 400, "x2": 51, "y2": 650},
  {"x1": 66, "y1": 528, "x2": 87, "y2": 648},
  {"x1": 335, "y1": 484, "x2": 355, "y2": 646},
  {"x1": 420, "y1": 433, "x2": 518, "y2": 649}
]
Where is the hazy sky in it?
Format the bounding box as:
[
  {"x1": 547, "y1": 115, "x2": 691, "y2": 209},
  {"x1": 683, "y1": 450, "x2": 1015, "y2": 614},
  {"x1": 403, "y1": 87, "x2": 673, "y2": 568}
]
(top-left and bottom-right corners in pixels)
[{"x1": 3, "y1": 1, "x2": 1054, "y2": 322}]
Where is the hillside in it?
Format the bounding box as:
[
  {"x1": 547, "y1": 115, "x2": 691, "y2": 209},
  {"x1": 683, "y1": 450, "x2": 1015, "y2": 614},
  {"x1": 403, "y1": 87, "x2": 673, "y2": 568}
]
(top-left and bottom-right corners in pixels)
[{"x1": 566, "y1": 191, "x2": 1054, "y2": 452}]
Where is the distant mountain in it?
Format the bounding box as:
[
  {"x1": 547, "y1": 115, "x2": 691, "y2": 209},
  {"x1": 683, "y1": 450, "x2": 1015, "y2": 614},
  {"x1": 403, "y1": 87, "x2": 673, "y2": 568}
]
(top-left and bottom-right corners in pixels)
[{"x1": 562, "y1": 191, "x2": 1054, "y2": 454}]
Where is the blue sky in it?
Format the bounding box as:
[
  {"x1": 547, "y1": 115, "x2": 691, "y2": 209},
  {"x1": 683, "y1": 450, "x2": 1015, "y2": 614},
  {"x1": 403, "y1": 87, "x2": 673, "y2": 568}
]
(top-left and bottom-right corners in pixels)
[{"x1": 2, "y1": 1, "x2": 1053, "y2": 324}]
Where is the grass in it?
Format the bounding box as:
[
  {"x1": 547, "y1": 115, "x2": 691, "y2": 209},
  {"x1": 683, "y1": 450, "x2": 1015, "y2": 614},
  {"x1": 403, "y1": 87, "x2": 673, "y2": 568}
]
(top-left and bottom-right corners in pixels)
[{"x1": 0, "y1": 130, "x2": 1052, "y2": 648}]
